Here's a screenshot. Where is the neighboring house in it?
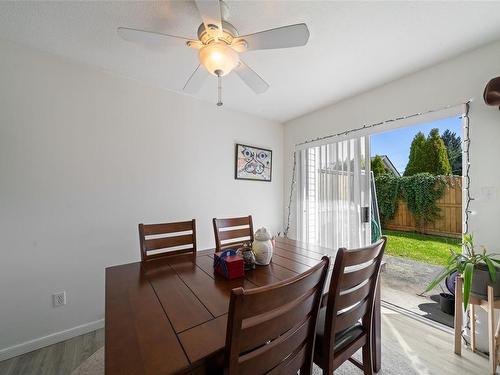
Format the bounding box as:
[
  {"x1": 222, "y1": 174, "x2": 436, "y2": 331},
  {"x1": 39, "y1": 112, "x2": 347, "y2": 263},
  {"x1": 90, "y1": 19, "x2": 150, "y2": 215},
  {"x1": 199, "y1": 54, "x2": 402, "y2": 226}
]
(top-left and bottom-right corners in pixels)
[{"x1": 371, "y1": 155, "x2": 401, "y2": 176}]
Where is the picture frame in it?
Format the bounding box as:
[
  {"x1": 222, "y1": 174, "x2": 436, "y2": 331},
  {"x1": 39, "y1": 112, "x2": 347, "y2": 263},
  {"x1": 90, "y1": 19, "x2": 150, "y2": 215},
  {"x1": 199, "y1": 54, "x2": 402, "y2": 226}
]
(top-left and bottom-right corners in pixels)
[{"x1": 235, "y1": 143, "x2": 272, "y2": 182}]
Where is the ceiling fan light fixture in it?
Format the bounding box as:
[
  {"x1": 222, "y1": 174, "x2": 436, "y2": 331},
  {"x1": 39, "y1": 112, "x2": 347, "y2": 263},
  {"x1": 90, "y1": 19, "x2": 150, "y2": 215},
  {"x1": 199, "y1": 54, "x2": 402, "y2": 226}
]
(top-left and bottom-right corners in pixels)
[
  {"x1": 119, "y1": 3, "x2": 310, "y2": 99},
  {"x1": 199, "y1": 42, "x2": 239, "y2": 76}
]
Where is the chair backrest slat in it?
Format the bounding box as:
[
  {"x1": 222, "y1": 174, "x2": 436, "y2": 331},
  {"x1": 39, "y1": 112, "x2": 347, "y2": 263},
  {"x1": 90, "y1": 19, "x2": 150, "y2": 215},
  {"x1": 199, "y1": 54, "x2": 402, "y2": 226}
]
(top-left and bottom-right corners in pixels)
[
  {"x1": 213, "y1": 215, "x2": 254, "y2": 252},
  {"x1": 217, "y1": 228, "x2": 252, "y2": 242},
  {"x1": 334, "y1": 299, "x2": 369, "y2": 333},
  {"x1": 266, "y1": 341, "x2": 308, "y2": 375},
  {"x1": 322, "y1": 237, "x2": 387, "y2": 362},
  {"x1": 336, "y1": 279, "x2": 372, "y2": 311},
  {"x1": 342, "y1": 245, "x2": 382, "y2": 267},
  {"x1": 225, "y1": 256, "x2": 330, "y2": 375},
  {"x1": 220, "y1": 239, "x2": 250, "y2": 250},
  {"x1": 238, "y1": 316, "x2": 313, "y2": 375},
  {"x1": 239, "y1": 289, "x2": 317, "y2": 353},
  {"x1": 144, "y1": 234, "x2": 194, "y2": 251},
  {"x1": 142, "y1": 221, "x2": 194, "y2": 235},
  {"x1": 216, "y1": 217, "x2": 251, "y2": 227},
  {"x1": 240, "y1": 267, "x2": 325, "y2": 318},
  {"x1": 138, "y1": 219, "x2": 197, "y2": 261},
  {"x1": 340, "y1": 262, "x2": 377, "y2": 290}
]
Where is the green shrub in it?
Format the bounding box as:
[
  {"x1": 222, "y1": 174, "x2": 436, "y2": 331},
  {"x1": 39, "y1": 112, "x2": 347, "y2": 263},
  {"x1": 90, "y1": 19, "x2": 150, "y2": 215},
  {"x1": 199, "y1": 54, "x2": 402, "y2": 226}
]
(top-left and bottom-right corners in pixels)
[
  {"x1": 375, "y1": 173, "x2": 447, "y2": 230},
  {"x1": 374, "y1": 174, "x2": 400, "y2": 223},
  {"x1": 371, "y1": 155, "x2": 389, "y2": 178},
  {"x1": 400, "y1": 173, "x2": 447, "y2": 228}
]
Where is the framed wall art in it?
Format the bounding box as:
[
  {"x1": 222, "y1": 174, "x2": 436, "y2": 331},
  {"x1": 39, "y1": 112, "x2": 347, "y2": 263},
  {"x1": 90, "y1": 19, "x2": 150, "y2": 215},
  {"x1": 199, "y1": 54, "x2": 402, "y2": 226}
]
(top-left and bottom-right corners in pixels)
[{"x1": 235, "y1": 143, "x2": 272, "y2": 182}]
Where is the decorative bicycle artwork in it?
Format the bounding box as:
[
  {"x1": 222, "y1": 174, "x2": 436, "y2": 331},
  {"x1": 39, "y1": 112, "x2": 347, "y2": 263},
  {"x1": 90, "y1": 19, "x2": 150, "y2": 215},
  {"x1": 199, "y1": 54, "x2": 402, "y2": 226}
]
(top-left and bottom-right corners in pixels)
[{"x1": 235, "y1": 143, "x2": 272, "y2": 181}]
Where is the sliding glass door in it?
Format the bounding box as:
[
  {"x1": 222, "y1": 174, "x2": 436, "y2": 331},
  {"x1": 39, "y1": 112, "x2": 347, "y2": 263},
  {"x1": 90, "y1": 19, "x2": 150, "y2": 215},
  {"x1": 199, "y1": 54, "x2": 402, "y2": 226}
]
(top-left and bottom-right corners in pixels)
[{"x1": 296, "y1": 136, "x2": 371, "y2": 249}]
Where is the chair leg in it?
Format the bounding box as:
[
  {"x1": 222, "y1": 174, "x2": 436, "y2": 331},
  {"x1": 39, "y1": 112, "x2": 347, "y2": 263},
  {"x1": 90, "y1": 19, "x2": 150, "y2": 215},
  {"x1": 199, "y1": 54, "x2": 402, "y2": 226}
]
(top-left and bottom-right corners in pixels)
[
  {"x1": 322, "y1": 362, "x2": 334, "y2": 375},
  {"x1": 454, "y1": 276, "x2": 463, "y2": 355},
  {"x1": 488, "y1": 286, "x2": 497, "y2": 375},
  {"x1": 470, "y1": 304, "x2": 476, "y2": 352},
  {"x1": 300, "y1": 363, "x2": 311, "y2": 375},
  {"x1": 362, "y1": 343, "x2": 374, "y2": 375}
]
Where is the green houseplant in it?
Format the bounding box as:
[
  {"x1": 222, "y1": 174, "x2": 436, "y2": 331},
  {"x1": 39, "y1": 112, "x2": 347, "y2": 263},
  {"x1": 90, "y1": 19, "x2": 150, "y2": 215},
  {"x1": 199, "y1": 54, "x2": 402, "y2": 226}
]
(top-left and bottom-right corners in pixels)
[{"x1": 425, "y1": 234, "x2": 500, "y2": 311}]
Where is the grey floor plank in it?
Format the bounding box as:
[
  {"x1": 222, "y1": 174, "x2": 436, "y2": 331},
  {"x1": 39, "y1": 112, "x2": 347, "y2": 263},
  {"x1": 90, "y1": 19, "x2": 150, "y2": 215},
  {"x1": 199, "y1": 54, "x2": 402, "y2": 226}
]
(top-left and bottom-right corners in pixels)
[
  {"x1": 0, "y1": 329, "x2": 104, "y2": 375},
  {"x1": 0, "y1": 355, "x2": 18, "y2": 375}
]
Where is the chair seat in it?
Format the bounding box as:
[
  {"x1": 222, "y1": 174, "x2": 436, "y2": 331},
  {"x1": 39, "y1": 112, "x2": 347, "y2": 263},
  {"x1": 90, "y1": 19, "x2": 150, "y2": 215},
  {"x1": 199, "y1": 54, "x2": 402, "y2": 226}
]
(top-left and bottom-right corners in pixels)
[{"x1": 315, "y1": 307, "x2": 364, "y2": 357}]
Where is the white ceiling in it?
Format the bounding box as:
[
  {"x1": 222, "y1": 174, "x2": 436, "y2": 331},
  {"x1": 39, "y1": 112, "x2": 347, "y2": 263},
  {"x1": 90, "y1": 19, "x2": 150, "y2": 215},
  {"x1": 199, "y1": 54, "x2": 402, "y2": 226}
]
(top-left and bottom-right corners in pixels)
[{"x1": 2, "y1": 1, "x2": 500, "y2": 122}]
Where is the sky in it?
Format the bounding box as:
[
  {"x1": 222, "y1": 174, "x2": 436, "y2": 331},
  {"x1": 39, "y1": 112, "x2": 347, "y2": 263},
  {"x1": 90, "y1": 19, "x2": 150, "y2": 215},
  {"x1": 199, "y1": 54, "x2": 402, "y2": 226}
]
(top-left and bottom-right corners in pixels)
[{"x1": 370, "y1": 116, "x2": 462, "y2": 175}]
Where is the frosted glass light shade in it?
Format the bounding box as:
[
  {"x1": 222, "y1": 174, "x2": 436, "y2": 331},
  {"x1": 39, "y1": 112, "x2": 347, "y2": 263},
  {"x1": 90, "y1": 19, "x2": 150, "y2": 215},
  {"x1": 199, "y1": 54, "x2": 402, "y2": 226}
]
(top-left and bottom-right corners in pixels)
[{"x1": 199, "y1": 42, "x2": 239, "y2": 76}]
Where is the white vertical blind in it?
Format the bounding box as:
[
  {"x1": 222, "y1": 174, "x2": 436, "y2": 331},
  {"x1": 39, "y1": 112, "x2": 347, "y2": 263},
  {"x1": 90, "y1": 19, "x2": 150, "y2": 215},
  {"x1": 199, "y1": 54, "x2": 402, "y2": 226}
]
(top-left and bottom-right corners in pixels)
[{"x1": 296, "y1": 136, "x2": 371, "y2": 249}]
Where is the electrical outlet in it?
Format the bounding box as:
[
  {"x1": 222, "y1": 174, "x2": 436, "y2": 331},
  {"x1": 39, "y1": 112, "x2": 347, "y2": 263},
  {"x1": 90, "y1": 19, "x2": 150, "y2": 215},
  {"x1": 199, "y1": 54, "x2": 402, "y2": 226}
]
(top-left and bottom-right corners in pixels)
[{"x1": 53, "y1": 291, "x2": 66, "y2": 307}]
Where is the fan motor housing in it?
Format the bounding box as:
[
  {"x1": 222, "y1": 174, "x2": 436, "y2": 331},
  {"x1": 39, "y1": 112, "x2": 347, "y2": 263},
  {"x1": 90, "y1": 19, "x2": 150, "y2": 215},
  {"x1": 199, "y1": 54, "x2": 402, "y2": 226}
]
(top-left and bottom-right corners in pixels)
[{"x1": 197, "y1": 21, "x2": 238, "y2": 45}]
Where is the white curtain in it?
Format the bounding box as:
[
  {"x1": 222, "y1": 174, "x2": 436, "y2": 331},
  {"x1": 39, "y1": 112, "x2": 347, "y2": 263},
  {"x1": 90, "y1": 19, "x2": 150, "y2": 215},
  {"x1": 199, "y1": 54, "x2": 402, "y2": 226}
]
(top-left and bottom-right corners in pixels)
[{"x1": 296, "y1": 136, "x2": 371, "y2": 249}]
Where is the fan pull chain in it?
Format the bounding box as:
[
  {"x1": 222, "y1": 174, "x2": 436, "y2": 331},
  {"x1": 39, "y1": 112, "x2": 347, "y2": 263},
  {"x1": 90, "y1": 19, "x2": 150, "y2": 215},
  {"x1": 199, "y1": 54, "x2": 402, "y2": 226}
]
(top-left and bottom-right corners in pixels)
[{"x1": 216, "y1": 70, "x2": 223, "y2": 107}]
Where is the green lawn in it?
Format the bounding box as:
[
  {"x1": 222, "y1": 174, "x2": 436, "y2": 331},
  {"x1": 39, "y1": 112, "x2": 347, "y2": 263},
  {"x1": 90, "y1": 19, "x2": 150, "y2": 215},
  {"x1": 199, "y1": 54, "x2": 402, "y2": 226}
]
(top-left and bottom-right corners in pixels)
[{"x1": 383, "y1": 230, "x2": 461, "y2": 266}]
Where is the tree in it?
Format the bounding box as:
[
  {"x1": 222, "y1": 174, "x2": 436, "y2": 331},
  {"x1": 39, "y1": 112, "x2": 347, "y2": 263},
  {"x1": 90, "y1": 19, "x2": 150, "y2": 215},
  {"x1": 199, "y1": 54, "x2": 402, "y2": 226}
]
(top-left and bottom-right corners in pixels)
[
  {"x1": 404, "y1": 129, "x2": 452, "y2": 176},
  {"x1": 442, "y1": 129, "x2": 462, "y2": 175},
  {"x1": 425, "y1": 128, "x2": 452, "y2": 175},
  {"x1": 404, "y1": 132, "x2": 427, "y2": 176},
  {"x1": 371, "y1": 155, "x2": 388, "y2": 178}
]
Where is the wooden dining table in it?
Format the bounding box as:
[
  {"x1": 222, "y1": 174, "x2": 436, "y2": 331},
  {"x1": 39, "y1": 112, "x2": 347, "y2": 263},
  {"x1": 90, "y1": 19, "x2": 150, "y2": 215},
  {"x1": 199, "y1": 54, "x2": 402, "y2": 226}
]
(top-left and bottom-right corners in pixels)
[{"x1": 105, "y1": 237, "x2": 381, "y2": 374}]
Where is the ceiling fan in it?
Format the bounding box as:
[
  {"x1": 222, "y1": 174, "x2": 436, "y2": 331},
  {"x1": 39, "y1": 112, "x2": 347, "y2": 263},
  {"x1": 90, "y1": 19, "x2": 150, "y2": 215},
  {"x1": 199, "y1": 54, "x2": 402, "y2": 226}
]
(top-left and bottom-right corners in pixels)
[{"x1": 117, "y1": 0, "x2": 309, "y2": 106}]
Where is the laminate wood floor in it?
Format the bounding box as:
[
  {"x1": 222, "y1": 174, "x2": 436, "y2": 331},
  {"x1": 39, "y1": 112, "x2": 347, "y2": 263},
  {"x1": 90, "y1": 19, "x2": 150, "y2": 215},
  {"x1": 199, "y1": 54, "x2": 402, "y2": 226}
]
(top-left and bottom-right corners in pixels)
[
  {"x1": 0, "y1": 309, "x2": 490, "y2": 375},
  {"x1": 0, "y1": 329, "x2": 104, "y2": 375}
]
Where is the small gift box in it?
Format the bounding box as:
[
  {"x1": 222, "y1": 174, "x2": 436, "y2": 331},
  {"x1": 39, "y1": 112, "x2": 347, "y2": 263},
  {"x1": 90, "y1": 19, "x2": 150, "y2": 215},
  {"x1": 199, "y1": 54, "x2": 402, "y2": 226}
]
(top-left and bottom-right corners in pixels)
[{"x1": 213, "y1": 249, "x2": 245, "y2": 280}]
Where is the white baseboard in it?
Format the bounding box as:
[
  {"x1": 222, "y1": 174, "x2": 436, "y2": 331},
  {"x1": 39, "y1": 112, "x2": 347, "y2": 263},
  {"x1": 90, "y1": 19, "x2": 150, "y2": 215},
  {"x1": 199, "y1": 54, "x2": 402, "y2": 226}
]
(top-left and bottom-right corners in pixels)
[{"x1": 0, "y1": 319, "x2": 104, "y2": 362}]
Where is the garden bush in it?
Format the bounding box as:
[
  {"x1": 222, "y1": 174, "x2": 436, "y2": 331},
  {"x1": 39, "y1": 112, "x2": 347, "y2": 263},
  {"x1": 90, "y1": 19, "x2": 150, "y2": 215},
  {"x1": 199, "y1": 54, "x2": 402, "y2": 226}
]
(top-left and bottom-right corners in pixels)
[{"x1": 375, "y1": 173, "x2": 447, "y2": 230}]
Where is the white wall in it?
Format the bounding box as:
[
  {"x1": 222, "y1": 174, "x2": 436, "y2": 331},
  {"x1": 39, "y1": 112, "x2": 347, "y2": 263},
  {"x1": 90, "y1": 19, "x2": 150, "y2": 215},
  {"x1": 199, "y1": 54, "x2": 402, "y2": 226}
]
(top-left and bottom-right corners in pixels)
[
  {"x1": 0, "y1": 39, "x2": 283, "y2": 359},
  {"x1": 284, "y1": 40, "x2": 500, "y2": 352}
]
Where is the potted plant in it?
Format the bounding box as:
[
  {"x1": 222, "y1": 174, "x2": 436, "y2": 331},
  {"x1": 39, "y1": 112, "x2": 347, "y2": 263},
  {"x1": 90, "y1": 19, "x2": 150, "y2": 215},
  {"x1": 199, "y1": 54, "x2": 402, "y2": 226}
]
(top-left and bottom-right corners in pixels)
[{"x1": 425, "y1": 234, "x2": 500, "y2": 311}]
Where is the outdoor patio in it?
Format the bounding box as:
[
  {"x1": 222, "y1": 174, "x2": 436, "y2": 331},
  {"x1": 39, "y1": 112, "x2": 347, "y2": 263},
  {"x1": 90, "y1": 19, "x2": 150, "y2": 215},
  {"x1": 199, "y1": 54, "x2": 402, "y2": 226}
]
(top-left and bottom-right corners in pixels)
[{"x1": 380, "y1": 254, "x2": 454, "y2": 327}]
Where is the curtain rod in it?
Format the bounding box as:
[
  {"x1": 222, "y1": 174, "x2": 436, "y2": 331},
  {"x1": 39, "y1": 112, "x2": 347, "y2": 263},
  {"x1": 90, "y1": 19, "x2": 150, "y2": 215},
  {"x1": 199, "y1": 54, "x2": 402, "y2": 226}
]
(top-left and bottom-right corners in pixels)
[{"x1": 294, "y1": 100, "x2": 473, "y2": 148}]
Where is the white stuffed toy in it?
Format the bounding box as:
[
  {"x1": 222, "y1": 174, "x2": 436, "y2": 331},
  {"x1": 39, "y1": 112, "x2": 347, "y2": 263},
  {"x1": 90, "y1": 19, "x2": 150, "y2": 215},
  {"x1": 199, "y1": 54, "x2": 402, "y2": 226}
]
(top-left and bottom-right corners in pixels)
[{"x1": 252, "y1": 227, "x2": 273, "y2": 265}]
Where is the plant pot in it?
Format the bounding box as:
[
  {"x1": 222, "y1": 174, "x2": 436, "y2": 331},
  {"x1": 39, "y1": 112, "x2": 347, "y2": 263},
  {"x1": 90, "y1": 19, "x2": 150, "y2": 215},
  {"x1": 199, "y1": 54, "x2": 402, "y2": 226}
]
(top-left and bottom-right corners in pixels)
[
  {"x1": 470, "y1": 263, "x2": 500, "y2": 298},
  {"x1": 445, "y1": 271, "x2": 458, "y2": 296},
  {"x1": 439, "y1": 293, "x2": 455, "y2": 315}
]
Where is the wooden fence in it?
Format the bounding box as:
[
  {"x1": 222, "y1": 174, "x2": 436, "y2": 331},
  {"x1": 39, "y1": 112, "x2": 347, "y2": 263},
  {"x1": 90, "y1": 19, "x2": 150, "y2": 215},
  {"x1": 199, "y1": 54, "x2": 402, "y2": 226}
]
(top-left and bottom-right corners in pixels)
[{"x1": 383, "y1": 176, "x2": 462, "y2": 238}]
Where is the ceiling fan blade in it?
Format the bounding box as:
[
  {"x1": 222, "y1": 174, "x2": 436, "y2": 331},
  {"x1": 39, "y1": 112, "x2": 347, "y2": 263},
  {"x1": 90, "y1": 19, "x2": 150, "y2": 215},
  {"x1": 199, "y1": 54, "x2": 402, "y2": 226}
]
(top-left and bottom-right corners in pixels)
[
  {"x1": 194, "y1": 0, "x2": 223, "y2": 38},
  {"x1": 234, "y1": 60, "x2": 269, "y2": 94},
  {"x1": 117, "y1": 27, "x2": 194, "y2": 48},
  {"x1": 235, "y1": 23, "x2": 310, "y2": 51},
  {"x1": 183, "y1": 65, "x2": 209, "y2": 94}
]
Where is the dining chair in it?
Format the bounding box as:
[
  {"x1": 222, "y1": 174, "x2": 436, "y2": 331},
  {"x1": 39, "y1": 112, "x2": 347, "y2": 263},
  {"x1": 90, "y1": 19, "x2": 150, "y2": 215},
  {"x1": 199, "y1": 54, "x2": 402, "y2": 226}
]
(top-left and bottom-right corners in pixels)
[
  {"x1": 224, "y1": 256, "x2": 330, "y2": 375},
  {"x1": 213, "y1": 215, "x2": 254, "y2": 252},
  {"x1": 314, "y1": 237, "x2": 387, "y2": 375},
  {"x1": 138, "y1": 219, "x2": 197, "y2": 261}
]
